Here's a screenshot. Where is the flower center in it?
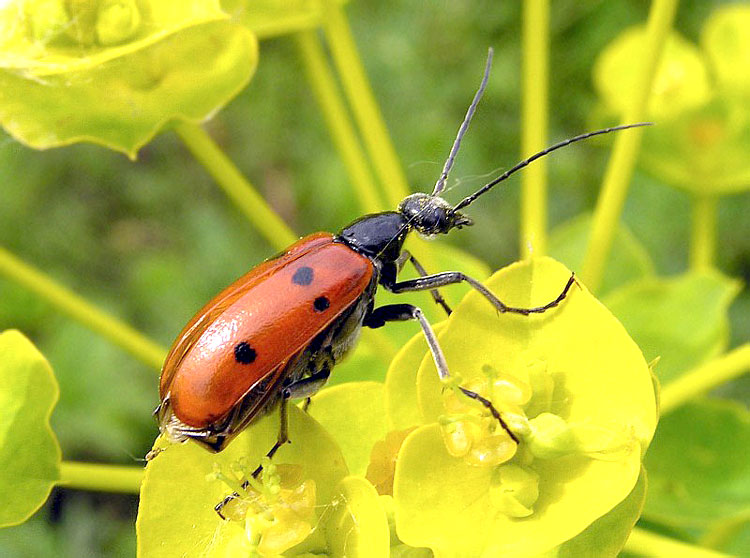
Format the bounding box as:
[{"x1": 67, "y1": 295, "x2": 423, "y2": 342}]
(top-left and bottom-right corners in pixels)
[
  {"x1": 209, "y1": 458, "x2": 317, "y2": 557},
  {"x1": 437, "y1": 357, "x2": 636, "y2": 518}
]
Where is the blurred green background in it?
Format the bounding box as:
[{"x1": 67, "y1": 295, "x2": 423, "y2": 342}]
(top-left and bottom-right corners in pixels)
[{"x1": 0, "y1": 1, "x2": 748, "y2": 556}]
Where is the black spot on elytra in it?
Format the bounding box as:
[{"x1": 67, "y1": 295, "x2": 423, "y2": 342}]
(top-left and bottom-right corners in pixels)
[
  {"x1": 292, "y1": 266, "x2": 314, "y2": 286},
  {"x1": 314, "y1": 296, "x2": 330, "y2": 312},
  {"x1": 234, "y1": 342, "x2": 257, "y2": 364}
]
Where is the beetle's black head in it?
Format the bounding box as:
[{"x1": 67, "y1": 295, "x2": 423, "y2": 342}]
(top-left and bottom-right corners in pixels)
[{"x1": 397, "y1": 193, "x2": 473, "y2": 237}]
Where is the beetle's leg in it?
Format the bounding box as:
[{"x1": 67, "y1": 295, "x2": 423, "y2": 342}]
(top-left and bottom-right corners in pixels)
[
  {"x1": 364, "y1": 303, "x2": 517, "y2": 442},
  {"x1": 216, "y1": 396, "x2": 293, "y2": 519},
  {"x1": 365, "y1": 304, "x2": 448, "y2": 378},
  {"x1": 259, "y1": 392, "x2": 290, "y2": 467},
  {"x1": 396, "y1": 250, "x2": 453, "y2": 316},
  {"x1": 385, "y1": 270, "x2": 576, "y2": 315},
  {"x1": 285, "y1": 367, "x2": 332, "y2": 399},
  {"x1": 246, "y1": 368, "x2": 332, "y2": 478},
  {"x1": 215, "y1": 366, "x2": 330, "y2": 520}
]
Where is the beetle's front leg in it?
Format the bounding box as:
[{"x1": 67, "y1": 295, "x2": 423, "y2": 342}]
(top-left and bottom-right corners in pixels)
[
  {"x1": 385, "y1": 270, "x2": 577, "y2": 315},
  {"x1": 364, "y1": 303, "x2": 518, "y2": 443}
]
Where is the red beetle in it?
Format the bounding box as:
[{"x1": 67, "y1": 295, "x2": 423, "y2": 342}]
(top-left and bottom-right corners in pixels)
[{"x1": 152, "y1": 50, "x2": 645, "y2": 472}]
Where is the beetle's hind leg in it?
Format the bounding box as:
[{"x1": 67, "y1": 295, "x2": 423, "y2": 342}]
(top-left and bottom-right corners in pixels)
[
  {"x1": 215, "y1": 396, "x2": 291, "y2": 520},
  {"x1": 248, "y1": 368, "x2": 331, "y2": 477},
  {"x1": 215, "y1": 369, "x2": 331, "y2": 520},
  {"x1": 364, "y1": 303, "x2": 517, "y2": 442}
]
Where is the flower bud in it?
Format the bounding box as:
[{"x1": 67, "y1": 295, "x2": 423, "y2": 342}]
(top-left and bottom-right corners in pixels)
[
  {"x1": 527, "y1": 413, "x2": 577, "y2": 459},
  {"x1": 464, "y1": 433, "x2": 517, "y2": 467},
  {"x1": 489, "y1": 464, "x2": 540, "y2": 518},
  {"x1": 439, "y1": 418, "x2": 481, "y2": 457},
  {"x1": 96, "y1": 0, "x2": 141, "y2": 45},
  {"x1": 484, "y1": 366, "x2": 531, "y2": 406}
]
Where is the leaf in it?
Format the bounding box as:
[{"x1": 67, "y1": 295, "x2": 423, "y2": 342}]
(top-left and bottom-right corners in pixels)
[
  {"x1": 397, "y1": 258, "x2": 657, "y2": 557},
  {"x1": 136, "y1": 405, "x2": 348, "y2": 557},
  {"x1": 385, "y1": 322, "x2": 446, "y2": 432},
  {"x1": 2, "y1": 1, "x2": 228, "y2": 75},
  {"x1": 309, "y1": 382, "x2": 387, "y2": 477},
  {"x1": 325, "y1": 476, "x2": 390, "y2": 558},
  {"x1": 644, "y1": 399, "x2": 750, "y2": 529},
  {"x1": 603, "y1": 270, "x2": 741, "y2": 385},
  {"x1": 702, "y1": 4, "x2": 750, "y2": 96},
  {"x1": 636, "y1": 96, "x2": 750, "y2": 194},
  {"x1": 0, "y1": 330, "x2": 61, "y2": 527},
  {"x1": 548, "y1": 213, "x2": 654, "y2": 297},
  {"x1": 592, "y1": 22, "x2": 750, "y2": 194},
  {"x1": 593, "y1": 26, "x2": 711, "y2": 121},
  {"x1": 0, "y1": 1, "x2": 257, "y2": 156},
  {"x1": 395, "y1": 425, "x2": 642, "y2": 558},
  {"x1": 534, "y1": 469, "x2": 647, "y2": 558}
]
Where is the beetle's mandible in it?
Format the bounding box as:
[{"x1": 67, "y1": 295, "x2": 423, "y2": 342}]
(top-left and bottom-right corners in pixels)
[{"x1": 150, "y1": 49, "x2": 648, "y2": 487}]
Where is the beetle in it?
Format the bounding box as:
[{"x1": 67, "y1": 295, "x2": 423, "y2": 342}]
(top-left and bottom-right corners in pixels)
[{"x1": 151, "y1": 48, "x2": 646, "y2": 473}]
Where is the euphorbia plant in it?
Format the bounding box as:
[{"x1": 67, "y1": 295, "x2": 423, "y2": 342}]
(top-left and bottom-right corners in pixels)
[{"x1": 136, "y1": 257, "x2": 658, "y2": 557}]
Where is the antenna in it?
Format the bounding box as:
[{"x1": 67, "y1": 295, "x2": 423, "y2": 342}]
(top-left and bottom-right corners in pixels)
[
  {"x1": 452, "y1": 122, "x2": 652, "y2": 212},
  {"x1": 432, "y1": 48, "x2": 494, "y2": 197}
]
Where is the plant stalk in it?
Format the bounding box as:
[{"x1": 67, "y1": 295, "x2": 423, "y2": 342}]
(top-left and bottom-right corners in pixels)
[
  {"x1": 700, "y1": 515, "x2": 750, "y2": 553},
  {"x1": 690, "y1": 193, "x2": 717, "y2": 270},
  {"x1": 581, "y1": 0, "x2": 678, "y2": 292},
  {"x1": 58, "y1": 461, "x2": 144, "y2": 494},
  {"x1": 0, "y1": 246, "x2": 165, "y2": 370},
  {"x1": 319, "y1": 0, "x2": 410, "y2": 208},
  {"x1": 294, "y1": 31, "x2": 385, "y2": 214},
  {"x1": 317, "y1": 0, "x2": 442, "y2": 275},
  {"x1": 660, "y1": 344, "x2": 750, "y2": 414},
  {"x1": 520, "y1": 0, "x2": 549, "y2": 259},
  {"x1": 626, "y1": 527, "x2": 731, "y2": 558},
  {"x1": 174, "y1": 122, "x2": 297, "y2": 251}
]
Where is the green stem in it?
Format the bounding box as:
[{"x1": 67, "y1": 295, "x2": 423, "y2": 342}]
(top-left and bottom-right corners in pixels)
[
  {"x1": 0, "y1": 246, "x2": 165, "y2": 370},
  {"x1": 294, "y1": 31, "x2": 385, "y2": 214},
  {"x1": 626, "y1": 527, "x2": 732, "y2": 558},
  {"x1": 174, "y1": 122, "x2": 297, "y2": 251},
  {"x1": 319, "y1": 0, "x2": 410, "y2": 208},
  {"x1": 690, "y1": 194, "x2": 717, "y2": 271},
  {"x1": 660, "y1": 344, "x2": 750, "y2": 414},
  {"x1": 58, "y1": 461, "x2": 144, "y2": 494},
  {"x1": 520, "y1": 0, "x2": 549, "y2": 259},
  {"x1": 581, "y1": 0, "x2": 678, "y2": 293},
  {"x1": 316, "y1": 1, "x2": 441, "y2": 276},
  {"x1": 700, "y1": 515, "x2": 750, "y2": 552}
]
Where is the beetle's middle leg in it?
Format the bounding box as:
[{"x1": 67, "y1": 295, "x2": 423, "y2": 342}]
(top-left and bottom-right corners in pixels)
[
  {"x1": 364, "y1": 303, "x2": 518, "y2": 443},
  {"x1": 394, "y1": 250, "x2": 453, "y2": 316}
]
